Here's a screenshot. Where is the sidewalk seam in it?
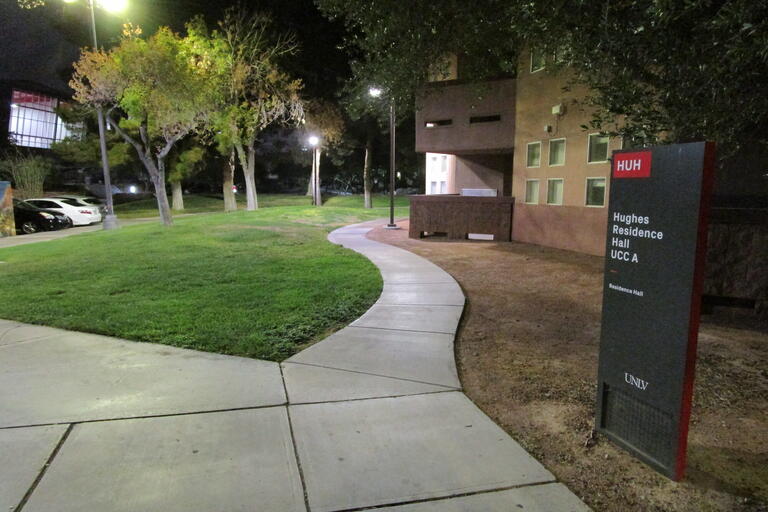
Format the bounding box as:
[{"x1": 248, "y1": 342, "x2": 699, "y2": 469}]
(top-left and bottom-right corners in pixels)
[{"x1": 14, "y1": 423, "x2": 74, "y2": 512}]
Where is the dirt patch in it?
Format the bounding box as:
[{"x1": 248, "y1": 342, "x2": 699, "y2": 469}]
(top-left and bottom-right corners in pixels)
[{"x1": 368, "y1": 220, "x2": 768, "y2": 512}]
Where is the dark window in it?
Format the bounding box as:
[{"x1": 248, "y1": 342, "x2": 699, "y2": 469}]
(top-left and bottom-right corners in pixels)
[
  {"x1": 60, "y1": 199, "x2": 83, "y2": 207},
  {"x1": 424, "y1": 119, "x2": 452, "y2": 128},
  {"x1": 28, "y1": 200, "x2": 60, "y2": 209},
  {"x1": 469, "y1": 114, "x2": 501, "y2": 124}
]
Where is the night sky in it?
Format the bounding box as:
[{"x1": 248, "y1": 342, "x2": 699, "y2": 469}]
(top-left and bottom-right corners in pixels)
[{"x1": 1, "y1": 0, "x2": 351, "y2": 99}]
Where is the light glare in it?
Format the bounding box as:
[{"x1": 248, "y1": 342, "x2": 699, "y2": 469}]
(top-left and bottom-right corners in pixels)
[
  {"x1": 308, "y1": 136, "x2": 320, "y2": 147},
  {"x1": 97, "y1": 0, "x2": 127, "y2": 13},
  {"x1": 368, "y1": 87, "x2": 382, "y2": 98}
]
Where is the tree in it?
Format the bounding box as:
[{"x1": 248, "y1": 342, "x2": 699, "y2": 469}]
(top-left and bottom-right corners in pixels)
[
  {"x1": 70, "y1": 24, "x2": 220, "y2": 226},
  {"x1": 0, "y1": 150, "x2": 53, "y2": 199},
  {"x1": 213, "y1": 7, "x2": 304, "y2": 211},
  {"x1": 317, "y1": 0, "x2": 768, "y2": 160},
  {"x1": 303, "y1": 99, "x2": 344, "y2": 205}
]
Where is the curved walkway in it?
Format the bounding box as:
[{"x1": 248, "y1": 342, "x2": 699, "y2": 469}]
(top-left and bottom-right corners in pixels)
[{"x1": 0, "y1": 219, "x2": 589, "y2": 512}]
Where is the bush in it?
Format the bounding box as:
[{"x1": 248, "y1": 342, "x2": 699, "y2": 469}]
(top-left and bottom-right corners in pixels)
[{"x1": 0, "y1": 151, "x2": 54, "y2": 199}]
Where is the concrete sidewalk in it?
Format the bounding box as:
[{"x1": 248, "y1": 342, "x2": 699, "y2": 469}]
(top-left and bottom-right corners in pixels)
[{"x1": 0, "y1": 220, "x2": 589, "y2": 511}]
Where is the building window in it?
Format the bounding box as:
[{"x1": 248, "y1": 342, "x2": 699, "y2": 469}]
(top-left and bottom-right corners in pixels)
[
  {"x1": 525, "y1": 179, "x2": 539, "y2": 204},
  {"x1": 424, "y1": 119, "x2": 452, "y2": 128},
  {"x1": 430, "y1": 181, "x2": 437, "y2": 194},
  {"x1": 8, "y1": 89, "x2": 76, "y2": 149},
  {"x1": 440, "y1": 181, "x2": 447, "y2": 194},
  {"x1": 547, "y1": 179, "x2": 564, "y2": 205},
  {"x1": 548, "y1": 138, "x2": 566, "y2": 166},
  {"x1": 586, "y1": 178, "x2": 606, "y2": 207},
  {"x1": 469, "y1": 114, "x2": 501, "y2": 124},
  {"x1": 526, "y1": 141, "x2": 541, "y2": 167},
  {"x1": 588, "y1": 133, "x2": 610, "y2": 163},
  {"x1": 530, "y1": 48, "x2": 546, "y2": 73}
]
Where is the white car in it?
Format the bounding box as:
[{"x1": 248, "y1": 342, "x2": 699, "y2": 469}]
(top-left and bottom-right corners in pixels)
[
  {"x1": 25, "y1": 198, "x2": 103, "y2": 226},
  {"x1": 52, "y1": 195, "x2": 106, "y2": 215}
]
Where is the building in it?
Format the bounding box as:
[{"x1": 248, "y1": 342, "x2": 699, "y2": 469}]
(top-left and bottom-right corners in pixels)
[
  {"x1": 0, "y1": 2, "x2": 81, "y2": 150},
  {"x1": 416, "y1": 50, "x2": 767, "y2": 315},
  {"x1": 415, "y1": 50, "x2": 621, "y2": 256},
  {"x1": 416, "y1": 55, "x2": 515, "y2": 199},
  {"x1": 510, "y1": 48, "x2": 622, "y2": 256}
]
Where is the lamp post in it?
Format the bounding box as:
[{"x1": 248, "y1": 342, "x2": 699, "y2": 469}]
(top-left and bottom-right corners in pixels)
[
  {"x1": 368, "y1": 87, "x2": 398, "y2": 229},
  {"x1": 308, "y1": 135, "x2": 321, "y2": 206},
  {"x1": 64, "y1": 0, "x2": 126, "y2": 230}
]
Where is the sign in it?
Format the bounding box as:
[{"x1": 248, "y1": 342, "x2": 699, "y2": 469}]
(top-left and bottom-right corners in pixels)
[{"x1": 595, "y1": 142, "x2": 715, "y2": 480}]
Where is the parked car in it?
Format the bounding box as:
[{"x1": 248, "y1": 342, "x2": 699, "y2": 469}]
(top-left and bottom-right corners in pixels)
[
  {"x1": 12, "y1": 199, "x2": 72, "y2": 234},
  {"x1": 25, "y1": 198, "x2": 103, "y2": 226},
  {"x1": 51, "y1": 195, "x2": 106, "y2": 215}
]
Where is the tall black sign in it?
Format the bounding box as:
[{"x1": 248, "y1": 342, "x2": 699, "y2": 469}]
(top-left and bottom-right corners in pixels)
[{"x1": 596, "y1": 142, "x2": 715, "y2": 480}]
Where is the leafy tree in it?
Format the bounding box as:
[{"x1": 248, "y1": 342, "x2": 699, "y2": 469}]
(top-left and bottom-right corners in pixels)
[
  {"x1": 0, "y1": 150, "x2": 53, "y2": 199},
  {"x1": 70, "y1": 24, "x2": 220, "y2": 226},
  {"x1": 317, "y1": 0, "x2": 768, "y2": 162},
  {"x1": 212, "y1": 7, "x2": 304, "y2": 211}
]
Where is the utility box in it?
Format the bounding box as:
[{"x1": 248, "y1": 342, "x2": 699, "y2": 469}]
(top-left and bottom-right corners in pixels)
[
  {"x1": 595, "y1": 142, "x2": 715, "y2": 480},
  {"x1": 0, "y1": 182, "x2": 14, "y2": 237}
]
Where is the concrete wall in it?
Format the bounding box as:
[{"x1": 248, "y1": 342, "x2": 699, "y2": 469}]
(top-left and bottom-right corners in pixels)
[
  {"x1": 416, "y1": 79, "x2": 516, "y2": 154},
  {"x1": 455, "y1": 154, "x2": 512, "y2": 196},
  {"x1": 511, "y1": 50, "x2": 622, "y2": 256}
]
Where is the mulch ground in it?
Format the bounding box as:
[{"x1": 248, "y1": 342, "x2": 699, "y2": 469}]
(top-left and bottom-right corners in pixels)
[{"x1": 367, "y1": 220, "x2": 768, "y2": 512}]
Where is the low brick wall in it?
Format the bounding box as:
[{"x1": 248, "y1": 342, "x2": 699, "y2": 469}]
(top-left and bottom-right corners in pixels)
[{"x1": 409, "y1": 195, "x2": 514, "y2": 241}]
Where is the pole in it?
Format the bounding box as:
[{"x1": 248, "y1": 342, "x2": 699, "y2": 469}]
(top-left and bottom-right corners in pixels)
[
  {"x1": 387, "y1": 100, "x2": 397, "y2": 228},
  {"x1": 314, "y1": 147, "x2": 322, "y2": 206},
  {"x1": 90, "y1": 0, "x2": 118, "y2": 230}
]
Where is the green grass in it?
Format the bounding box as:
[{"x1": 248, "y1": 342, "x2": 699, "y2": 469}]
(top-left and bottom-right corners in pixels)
[
  {"x1": 115, "y1": 193, "x2": 411, "y2": 218},
  {"x1": 0, "y1": 204, "x2": 409, "y2": 361}
]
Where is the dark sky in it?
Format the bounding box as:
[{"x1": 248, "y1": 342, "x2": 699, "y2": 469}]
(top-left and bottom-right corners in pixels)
[{"x1": 0, "y1": 0, "x2": 350, "y2": 99}]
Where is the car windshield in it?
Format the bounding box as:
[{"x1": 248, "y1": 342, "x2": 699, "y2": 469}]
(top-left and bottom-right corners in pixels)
[{"x1": 14, "y1": 201, "x2": 40, "y2": 211}]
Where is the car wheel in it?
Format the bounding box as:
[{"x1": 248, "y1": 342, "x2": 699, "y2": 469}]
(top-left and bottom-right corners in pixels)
[{"x1": 21, "y1": 221, "x2": 38, "y2": 234}]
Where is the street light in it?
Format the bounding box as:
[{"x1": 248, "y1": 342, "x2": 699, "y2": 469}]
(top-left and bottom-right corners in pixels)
[
  {"x1": 368, "y1": 86, "x2": 398, "y2": 229},
  {"x1": 308, "y1": 135, "x2": 321, "y2": 206},
  {"x1": 63, "y1": 0, "x2": 124, "y2": 230}
]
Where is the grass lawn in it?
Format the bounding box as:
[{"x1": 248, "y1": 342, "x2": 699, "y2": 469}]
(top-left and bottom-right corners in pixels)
[
  {"x1": 115, "y1": 193, "x2": 410, "y2": 218},
  {"x1": 0, "y1": 203, "x2": 409, "y2": 361}
]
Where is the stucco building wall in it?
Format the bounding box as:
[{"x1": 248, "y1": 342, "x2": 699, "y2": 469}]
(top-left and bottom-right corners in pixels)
[{"x1": 511, "y1": 50, "x2": 622, "y2": 256}]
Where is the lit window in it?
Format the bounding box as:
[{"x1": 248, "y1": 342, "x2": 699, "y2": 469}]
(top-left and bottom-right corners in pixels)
[
  {"x1": 547, "y1": 179, "x2": 564, "y2": 205},
  {"x1": 526, "y1": 142, "x2": 541, "y2": 167},
  {"x1": 8, "y1": 89, "x2": 77, "y2": 149},
  {"x1": 588, "y1": 133, "x2": 610, "y2": 163},
  {"x1": 586, "y1": 178, "x2": 606, "y2": 206},
  {"x1": 525, "y1": 179, "x2": 539, "y2": 204},
  {"x1": 425, "y1": 119, "x2": 452, "y2": 128},
  {"x1": 549, "y1": 138, "x2": 566, "y2": 166},
  {"x1": 530, "y1": 48, "x2": 546, "y2": 73}
]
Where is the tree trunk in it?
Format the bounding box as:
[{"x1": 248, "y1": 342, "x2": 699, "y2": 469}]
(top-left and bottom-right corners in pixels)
[
  {"x1": 306, "y1": 158, "x2": 314, "y2": 196},
  {"x1": 222, "y1": 150, "x2": 237, "y2": 212},
  {"x1": 244, "y1": 146, "x2": 258, "y2": 210},
  {"x1": 153, "y1": 160, "x2": 173, "y2": 226},
  {"x1": 171, "y1": 181, "x2": 184, "y2": 211},
  {"x1": 363, "y1": 136, "x2": 373, "y2": 209},
  {"x1": 314, "y1": 148, "x2": 322, "y2": 206}
]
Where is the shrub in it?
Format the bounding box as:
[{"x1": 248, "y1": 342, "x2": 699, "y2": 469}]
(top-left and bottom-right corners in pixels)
[{"x1": 0, "y1": 151, "x2": 53, "y2": 199}]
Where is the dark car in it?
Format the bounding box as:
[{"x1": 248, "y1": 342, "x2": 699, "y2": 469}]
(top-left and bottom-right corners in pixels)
[{"x1": 13, "y1": 199, "x2": 72, "y2": 234}]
